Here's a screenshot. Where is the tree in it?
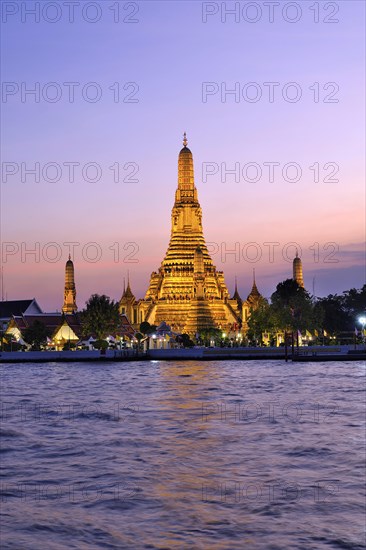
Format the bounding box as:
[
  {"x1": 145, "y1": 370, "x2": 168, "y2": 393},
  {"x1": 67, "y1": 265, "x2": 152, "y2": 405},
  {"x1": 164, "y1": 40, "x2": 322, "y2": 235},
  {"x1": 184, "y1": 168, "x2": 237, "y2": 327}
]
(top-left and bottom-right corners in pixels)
[
  {"x1": 271, "y1": 279, "x2": 315, "y2": 333},
  {"x1": 23, "y1": 320, "x2": 50, "y2": 350},
  {"x1": 80, "y1": 294, "x2": 120, "y2": 340},
  {"x1": 93, "y1": 339, "x2": 109, "y2": 351},
  {"x1": 198, "y1": 328, "x2": 222, "y2": 346},
  {"x1": 342, "y1": 285, "x2": 366, "y2": 324},
  {"x1": 315, "y1": 294, "x2": 350, "y2": 336},
  {"x1": 63, "y1": 341, "x2": 76, "y2": 351},
  {"x1": 176, "y1": 333, "x2": 194, "y2": 348},
  {"x1": 139, "y1": 322, "x2": 157, "y2": 336},
  {"x1": 247, "y1": 298, "x2": 275, "y2": 344},
  {"x1": 314, "y1": 286, "x2": 366, "y2": 338}
]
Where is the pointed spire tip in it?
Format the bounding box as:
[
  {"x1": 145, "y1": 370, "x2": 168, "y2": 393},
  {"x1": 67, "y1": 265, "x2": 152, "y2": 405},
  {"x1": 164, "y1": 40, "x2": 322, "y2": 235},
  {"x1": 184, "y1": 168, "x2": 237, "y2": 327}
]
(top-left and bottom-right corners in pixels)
[{"x1": 183, "y1": 132, "x2": 188, "y2": 147}]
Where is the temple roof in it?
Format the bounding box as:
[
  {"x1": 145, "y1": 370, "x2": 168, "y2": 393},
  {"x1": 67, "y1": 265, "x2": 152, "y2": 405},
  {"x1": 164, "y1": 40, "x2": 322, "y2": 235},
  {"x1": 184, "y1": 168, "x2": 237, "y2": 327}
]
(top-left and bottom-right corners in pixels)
[
  {"x1": 246, "y1": 270, "x2": 261, "y2": 302},
  {"x1": 124, "y1": 283, "x2": 135, "y2": 299},
  {"x1": 121, "y1": 277, "x2": 135, "y2": 301},
  {"x1": 232, "y1": 277, "x2": 242, "y2": 305},
  {"x1": 247, "y1": 281, "x2": 260, "y2": 299},
  {"x1": 9, "y1": 313, "x2": 82, "y2": 337},
  {"x1": 120, "y1": 314, "x2": 136, "y2": 338},
  {"x1": 0, "y1": 299, "x2": 42, "y2": 319}
]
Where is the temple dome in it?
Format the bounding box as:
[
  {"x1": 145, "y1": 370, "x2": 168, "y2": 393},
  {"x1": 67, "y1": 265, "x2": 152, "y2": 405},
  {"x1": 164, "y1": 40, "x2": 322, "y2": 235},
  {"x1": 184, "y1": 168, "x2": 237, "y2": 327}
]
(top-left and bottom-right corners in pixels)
[{"x1": 179, "y1": 146, "x2": 192, "y2": 155}]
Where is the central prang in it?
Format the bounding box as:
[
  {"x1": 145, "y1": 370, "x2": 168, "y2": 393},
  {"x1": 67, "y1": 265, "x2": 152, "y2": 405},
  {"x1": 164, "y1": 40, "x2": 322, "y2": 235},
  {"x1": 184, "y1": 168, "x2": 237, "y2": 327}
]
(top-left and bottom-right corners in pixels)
[{"x1": 119, "y1": 134, "x2": 245, "y2": 335}]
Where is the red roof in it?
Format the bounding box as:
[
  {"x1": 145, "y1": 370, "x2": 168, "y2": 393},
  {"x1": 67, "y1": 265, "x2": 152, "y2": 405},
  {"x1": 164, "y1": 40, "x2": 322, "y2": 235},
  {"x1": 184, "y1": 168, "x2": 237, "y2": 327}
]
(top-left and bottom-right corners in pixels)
[{"x1": 120, "y1": 314, "x2": 135, "y2": 338}]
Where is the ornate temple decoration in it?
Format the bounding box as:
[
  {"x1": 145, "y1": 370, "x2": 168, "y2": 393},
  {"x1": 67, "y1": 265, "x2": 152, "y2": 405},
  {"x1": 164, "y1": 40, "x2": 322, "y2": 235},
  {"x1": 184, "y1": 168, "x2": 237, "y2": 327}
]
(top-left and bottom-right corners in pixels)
[{"x1": 122, "y1": 135, "x2": 244, "y2": 335}]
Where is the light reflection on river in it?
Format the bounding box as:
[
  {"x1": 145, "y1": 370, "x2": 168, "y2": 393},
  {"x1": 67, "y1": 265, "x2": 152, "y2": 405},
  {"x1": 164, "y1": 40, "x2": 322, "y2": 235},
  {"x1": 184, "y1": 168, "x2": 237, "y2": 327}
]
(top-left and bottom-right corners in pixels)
[{"x1": 0, "y1": 360, "x2": 365, "y2": 549}]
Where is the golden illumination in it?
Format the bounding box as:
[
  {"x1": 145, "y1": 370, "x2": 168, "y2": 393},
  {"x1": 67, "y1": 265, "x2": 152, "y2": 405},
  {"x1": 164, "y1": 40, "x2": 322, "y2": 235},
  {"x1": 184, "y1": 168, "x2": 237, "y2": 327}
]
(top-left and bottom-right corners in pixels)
[
  {"x1": 62, "y1": 255, "x2": 77, "y2": 314},
  {"x1": 120, "y1": 135, "x2": 243, "y2": 336}
]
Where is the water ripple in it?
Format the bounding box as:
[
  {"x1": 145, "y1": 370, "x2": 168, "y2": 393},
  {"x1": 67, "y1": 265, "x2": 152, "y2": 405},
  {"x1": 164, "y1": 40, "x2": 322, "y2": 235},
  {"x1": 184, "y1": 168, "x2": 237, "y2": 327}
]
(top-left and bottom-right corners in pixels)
[{"x1": 0, "y1": 359, "x2": 364, "y2": 549}]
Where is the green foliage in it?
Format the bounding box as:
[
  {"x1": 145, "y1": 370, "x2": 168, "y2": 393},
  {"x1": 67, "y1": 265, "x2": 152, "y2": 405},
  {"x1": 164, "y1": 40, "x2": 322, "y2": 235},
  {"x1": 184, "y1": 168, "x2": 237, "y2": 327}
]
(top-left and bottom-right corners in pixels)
[
  {"x1": 270, "y1": 279, "x2": 315, "y2": 332},
  {"x1": 243, "y1": 282, "x2": 365, "y2": 343},
  {"x1": 23, "y1": 320, "x2": 50, "y2": 350},
  {"x1": 93, "y1": 339, "x2": 109, "y2": 350},
  {"x1": 342, "y1": 285, "x2": 366, "y2": 324},
  {"x1": 315, "y1": 285, "x2": 366, "y2": 335},
  {"x1": 139, "y1": 322, "x2": 151, "y2": 335},
  {"x1": 198, "y1": 327, "x2": 222, "y2": 346},
  {"x1": 315, "y1": 295, "x2": 349, "y2": 335},
  {"x1": 247, "y1": 298, "x2": 275, "y2": 343},
  {"x1": 178, "y1": 333, "x2": 194, "y2": 348},
  {"x1": 139, "y1": 322, "x2": 157, "y2": 335},
  {"x1": 62, "y1": 342, "x2": 76, "y2": 351},
  {"x1": 80, "y1": 294, "x2": 120, "y2": 340}
]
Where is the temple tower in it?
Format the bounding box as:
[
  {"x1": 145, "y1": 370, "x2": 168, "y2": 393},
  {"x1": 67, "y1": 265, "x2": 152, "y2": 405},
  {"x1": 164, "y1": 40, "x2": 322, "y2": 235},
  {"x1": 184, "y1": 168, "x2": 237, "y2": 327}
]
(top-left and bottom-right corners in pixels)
[
  {"x1": 62, "y1": 255, "x2": 77, "y2": 314},
  {"x1": 232, "y1": 276, "x2": 243, "y2": 310},
  {"x1": 247, "y1": 269, "x2": 261, "y2": 307},
  {"x1": 242, "y1": 269, "x2": 262, "y2": 329},
  {"x1": 119, "y1": 276, "x2": 137, "y2": 323},
  {"x1": 293, "y1": 250, "x2": 304, "y2": 288},
  {"x1": 140, "y1": 134, "x2": 240, "y2": 335}
]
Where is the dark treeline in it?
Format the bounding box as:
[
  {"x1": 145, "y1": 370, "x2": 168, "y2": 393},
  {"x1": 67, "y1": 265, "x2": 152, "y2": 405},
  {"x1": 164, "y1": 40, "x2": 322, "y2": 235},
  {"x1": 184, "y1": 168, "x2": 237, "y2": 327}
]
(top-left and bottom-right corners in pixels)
[{"x1": 248, "y1": 281, "x2": 366, "y2": 345}]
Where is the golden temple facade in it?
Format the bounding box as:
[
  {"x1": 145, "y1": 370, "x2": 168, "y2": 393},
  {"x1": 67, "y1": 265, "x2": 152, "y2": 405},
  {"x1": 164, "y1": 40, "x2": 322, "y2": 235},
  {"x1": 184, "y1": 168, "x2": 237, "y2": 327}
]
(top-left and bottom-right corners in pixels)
[{"x1": 120, "y1": 135, "x2": 248, "y2": 336}]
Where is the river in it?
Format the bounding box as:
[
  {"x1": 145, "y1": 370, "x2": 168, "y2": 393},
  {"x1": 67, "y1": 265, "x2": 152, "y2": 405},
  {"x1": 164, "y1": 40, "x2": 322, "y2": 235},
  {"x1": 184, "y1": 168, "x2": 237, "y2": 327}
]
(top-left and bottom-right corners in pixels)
[{"x1": 1, "y1": 360, "x2": 365, "y2": 549}]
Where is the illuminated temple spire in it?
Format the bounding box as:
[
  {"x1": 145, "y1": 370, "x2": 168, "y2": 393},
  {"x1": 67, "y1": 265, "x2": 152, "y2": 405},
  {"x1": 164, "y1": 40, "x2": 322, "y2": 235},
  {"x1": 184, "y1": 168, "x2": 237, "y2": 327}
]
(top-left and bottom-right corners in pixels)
[
  {"x1": 232, "y1": 276, "x2": 242, "y2": 309},
  {"x1": 247, "y1": 269, "x2": 261, "y2": 304},
  {"x1": 119, "y1": 273, "x2": 136, "y2": 321},
  {"x1": 183, "y1": 131, "x2": 188, "y2": 148},
  {"x1": 293, "y1": 249, "x2": 304, "y2": 288},
  {"x1": 62, "y1": 255, "x2": 77, "y2": 314},
  {"x1": 158, "y1": 132, "x2": 209, "y2": 265},
  {"x1": 141, "y1": 134, "x2": 240, "y2": 334}
]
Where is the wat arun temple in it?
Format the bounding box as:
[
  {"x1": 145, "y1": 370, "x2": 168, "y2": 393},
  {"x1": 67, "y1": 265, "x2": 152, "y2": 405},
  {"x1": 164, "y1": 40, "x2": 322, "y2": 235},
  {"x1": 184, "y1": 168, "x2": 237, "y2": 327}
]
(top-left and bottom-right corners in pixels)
[
  {"x1": 2, "y1": 133, "x2": 305, "y2": 347},
  {"x1": 119, "y1": 134, "x2": 264, "y2": 335}
]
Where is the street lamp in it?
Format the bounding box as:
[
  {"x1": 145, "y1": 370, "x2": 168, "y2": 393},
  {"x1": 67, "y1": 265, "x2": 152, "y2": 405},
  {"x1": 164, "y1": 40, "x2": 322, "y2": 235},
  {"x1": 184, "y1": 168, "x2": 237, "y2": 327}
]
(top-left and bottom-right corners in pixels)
[{"x1": 358, "y1": 316, "x2": 366, "y2": 344}]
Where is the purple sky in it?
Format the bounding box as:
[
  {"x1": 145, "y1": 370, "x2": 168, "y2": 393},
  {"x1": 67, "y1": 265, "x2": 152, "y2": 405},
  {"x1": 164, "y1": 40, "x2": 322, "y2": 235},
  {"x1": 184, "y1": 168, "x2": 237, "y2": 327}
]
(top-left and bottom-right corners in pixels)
[{"x1": 1, "y1": 1, "x2": 365, "y2": 311}]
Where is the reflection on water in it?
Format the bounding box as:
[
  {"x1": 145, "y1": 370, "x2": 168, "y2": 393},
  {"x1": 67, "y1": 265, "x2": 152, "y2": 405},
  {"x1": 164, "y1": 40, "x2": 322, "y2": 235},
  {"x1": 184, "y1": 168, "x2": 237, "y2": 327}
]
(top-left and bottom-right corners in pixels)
[{"x1": 1, "y1": 360, "x2": 365, "y2": 549}]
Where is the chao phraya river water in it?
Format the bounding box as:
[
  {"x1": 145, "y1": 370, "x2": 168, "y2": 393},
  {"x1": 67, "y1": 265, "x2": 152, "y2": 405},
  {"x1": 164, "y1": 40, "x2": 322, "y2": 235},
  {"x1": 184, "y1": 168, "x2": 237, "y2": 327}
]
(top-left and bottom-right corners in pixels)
[{"x1": 1, "y1": 360, "x2": 365, "y2": 549}]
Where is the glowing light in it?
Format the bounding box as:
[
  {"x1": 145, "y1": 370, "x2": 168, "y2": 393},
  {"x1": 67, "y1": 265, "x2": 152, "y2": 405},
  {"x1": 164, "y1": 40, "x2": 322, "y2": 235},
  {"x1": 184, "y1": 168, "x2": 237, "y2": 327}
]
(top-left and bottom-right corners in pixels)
[{"x1": 358, "y1": 316, "x2": 366, "y2": 327}]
